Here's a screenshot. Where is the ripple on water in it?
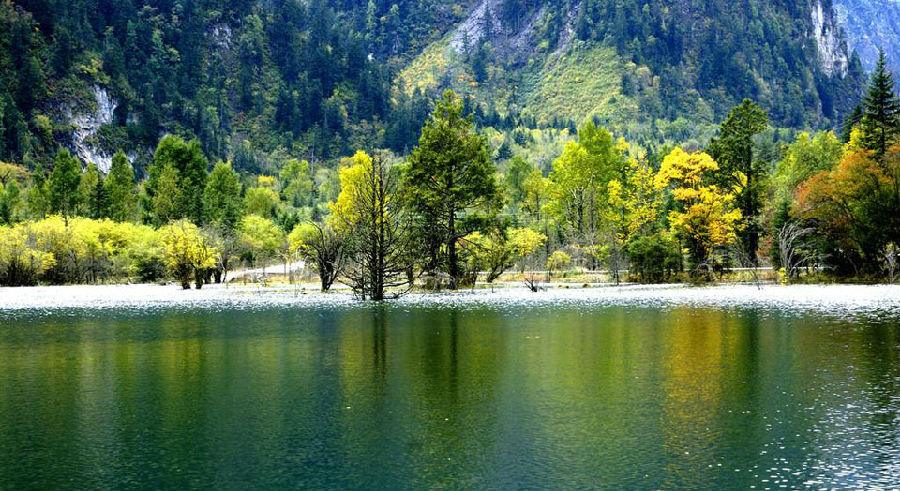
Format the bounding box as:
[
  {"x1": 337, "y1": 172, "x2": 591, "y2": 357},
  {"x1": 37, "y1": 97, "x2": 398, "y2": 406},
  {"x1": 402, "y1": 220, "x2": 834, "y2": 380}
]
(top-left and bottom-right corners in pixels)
[{"x1": 1, "y1": 284, "x2": 900, "y2": 322}]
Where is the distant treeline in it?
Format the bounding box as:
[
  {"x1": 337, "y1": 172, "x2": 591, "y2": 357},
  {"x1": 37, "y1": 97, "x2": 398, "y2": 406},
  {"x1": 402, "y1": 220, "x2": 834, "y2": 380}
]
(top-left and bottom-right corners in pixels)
[{"x1": 1, "y1": 54, "x2": 899, "y2": 296}]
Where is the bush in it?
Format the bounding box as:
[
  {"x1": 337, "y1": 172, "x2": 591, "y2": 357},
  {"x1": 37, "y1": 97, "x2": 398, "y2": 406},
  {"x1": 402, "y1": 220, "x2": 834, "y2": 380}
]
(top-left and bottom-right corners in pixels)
[{"x1": 626, "y1": 233, "x2": 681, "y2": 283}]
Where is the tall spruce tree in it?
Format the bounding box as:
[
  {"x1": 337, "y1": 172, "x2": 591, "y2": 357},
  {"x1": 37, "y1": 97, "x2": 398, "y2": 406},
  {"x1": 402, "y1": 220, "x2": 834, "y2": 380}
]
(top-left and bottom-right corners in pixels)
[{"x1": 861, "y1": 50, "x2": 900, "y2": 157}]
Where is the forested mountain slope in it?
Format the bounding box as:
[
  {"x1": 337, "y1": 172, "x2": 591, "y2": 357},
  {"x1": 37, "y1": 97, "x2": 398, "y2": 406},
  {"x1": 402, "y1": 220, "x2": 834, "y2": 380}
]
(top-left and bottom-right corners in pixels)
[{"x1": 0, "y1": 0, "x2": 888, "y2": 174}]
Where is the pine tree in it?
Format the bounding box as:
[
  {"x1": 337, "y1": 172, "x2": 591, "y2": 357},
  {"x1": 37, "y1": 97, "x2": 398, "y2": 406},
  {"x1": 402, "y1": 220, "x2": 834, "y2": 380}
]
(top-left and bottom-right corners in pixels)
[
  {"x1": 80, "y1": 162, "x2": 105, "y2": 219},
  {"x1": 104, "y1": 150, "x2": 137, "y2": 222},
  {"x1": 840, "y1": 102, "x2": 863, "y2": 143},
  {"x1": 48, "y1": 149, "x2": 83, "y2": 224},
  {"x1": 861, "y1": 50, "x2": 900, "y2": 157}
]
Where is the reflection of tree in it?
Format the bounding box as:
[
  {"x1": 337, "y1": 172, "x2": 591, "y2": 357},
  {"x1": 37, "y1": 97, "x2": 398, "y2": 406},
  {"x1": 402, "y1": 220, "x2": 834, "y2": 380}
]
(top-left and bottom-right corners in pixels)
[{"x1": 660, "y1": 309, "x2": 725, "y2": 489}]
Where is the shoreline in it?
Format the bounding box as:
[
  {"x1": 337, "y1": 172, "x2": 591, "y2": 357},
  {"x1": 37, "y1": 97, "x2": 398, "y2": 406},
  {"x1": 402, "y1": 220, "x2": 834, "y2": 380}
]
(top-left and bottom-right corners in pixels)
[{"x1": 2, "y1": 282, "x2": 899, "y2": 317}]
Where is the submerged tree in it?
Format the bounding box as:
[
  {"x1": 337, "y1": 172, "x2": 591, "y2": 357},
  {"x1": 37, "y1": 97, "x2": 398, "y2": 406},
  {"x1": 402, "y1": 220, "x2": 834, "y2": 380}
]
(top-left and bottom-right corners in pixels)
[
  {"x1": 289, "y1": 221, "x2": 345, "y2": 292},
  {"x1": 331, "y1": 151, "x2": 413, "y2": 300}
]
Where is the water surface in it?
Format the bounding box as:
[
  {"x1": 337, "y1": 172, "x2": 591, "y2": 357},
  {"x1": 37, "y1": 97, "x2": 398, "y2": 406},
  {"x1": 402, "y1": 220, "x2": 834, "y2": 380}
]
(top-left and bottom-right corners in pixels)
[{"x1": 0, "y1": 286, "x2": 898, "y2": 490}]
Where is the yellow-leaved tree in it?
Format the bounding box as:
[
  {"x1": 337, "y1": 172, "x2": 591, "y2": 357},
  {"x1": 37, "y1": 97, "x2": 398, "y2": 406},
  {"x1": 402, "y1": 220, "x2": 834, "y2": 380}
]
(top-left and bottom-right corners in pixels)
[
  {"x1": 655, "y1": 148, "x2": 743, "y2": 278},
  {"x1": 160, "y1": 219, "x2": 217, "y2": 289}
]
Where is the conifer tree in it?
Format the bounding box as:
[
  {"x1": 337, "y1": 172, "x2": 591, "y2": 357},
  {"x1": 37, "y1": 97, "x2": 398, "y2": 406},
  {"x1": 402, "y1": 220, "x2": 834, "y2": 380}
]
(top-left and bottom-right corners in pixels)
[{"x1": 861, "y1": 51, "x2": 900, "y2": 157}]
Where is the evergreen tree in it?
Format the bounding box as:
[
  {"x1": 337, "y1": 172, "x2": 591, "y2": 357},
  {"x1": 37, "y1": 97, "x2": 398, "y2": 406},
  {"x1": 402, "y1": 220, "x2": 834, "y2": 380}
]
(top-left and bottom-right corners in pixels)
[
  {"x1": 708, "y1": 99, "x2": 769, "y2": 264},
  {"x1": 405, "y1": 90, "x2": 500, "y2": 289},
  {"x1": 147, "y1": 136, "x2": 208, "y2": 224},
  {"x1": 80, "y1": 162, "x2": 105, "y2": 219},
  {"x1": 203, "y1": 161, "x2": 243, "y2": 231},
  {"x1": 841, "y1": 102, "x2": 864, "y2": 143},
  {"x1": 104, "y1": 150, "x2": 136, "y2": 222},
  {"x1": 48, "y1": 148, "x2": 82, "y2": 224},
  {"x1": 861, "y1": 50, "x2": 900, "y2": 157}
]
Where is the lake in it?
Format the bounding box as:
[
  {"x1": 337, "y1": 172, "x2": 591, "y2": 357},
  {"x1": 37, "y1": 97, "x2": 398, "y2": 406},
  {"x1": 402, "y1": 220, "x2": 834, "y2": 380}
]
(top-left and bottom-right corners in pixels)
[{"x1": 0, "y1": 285, "x2": 898, "y2": 490}]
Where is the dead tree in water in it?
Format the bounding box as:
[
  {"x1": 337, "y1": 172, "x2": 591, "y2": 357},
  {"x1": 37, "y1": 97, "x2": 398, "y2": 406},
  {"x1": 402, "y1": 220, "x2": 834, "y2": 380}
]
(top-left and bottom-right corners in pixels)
[{"x1": 335, "y1": 154, "x2": 414, "y2": 300}]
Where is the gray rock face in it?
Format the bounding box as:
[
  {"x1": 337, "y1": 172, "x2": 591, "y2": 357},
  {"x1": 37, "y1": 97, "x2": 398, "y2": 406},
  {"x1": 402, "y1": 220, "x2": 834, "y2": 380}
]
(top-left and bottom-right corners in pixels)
[
  {"x1": 834, "y1": 0, "x2": 900, "y2": 73},
  {"x1": 811, "y1": 0, "x2": 849, "y2": 77},
  {"x1": 69, "y1": 85, "x2": 116, "y2": 173}
]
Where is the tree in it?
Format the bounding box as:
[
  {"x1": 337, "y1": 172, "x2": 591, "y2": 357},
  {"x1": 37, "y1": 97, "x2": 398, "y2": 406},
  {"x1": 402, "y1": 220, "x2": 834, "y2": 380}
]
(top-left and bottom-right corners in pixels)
[
  {"x1": 860, "y1": 50, "x2": 900, "y2": 157},
  {"x1": 405, "y1": 91, "x2": 499, "y2": 289},
  {"x1": 708, "y1": 99, "x2": 768, "y2": 264},
  {"x1": 547, "y1": 250, "x2": 571, "y2": 280},
  {"x1": 80, "y1": 162, "x2": 105, "y2": 219},
  {"x1": 794, "y1": 144, "x2": 900, "y2": 276},
  {"x1": 504, "y1": 155, "x2": 534, "y2": 212},
  {"x1": 151, "y1": 163, "x2": 182, "y2": 225},
  {"x1": 238, "y1": 214, "x2": 284, "y2": 272},
  {"x1": 466, "y1": 226, "x2": 547, "y2": 283},
  {"x1": 0, "y1": 181, "x2": 22, "y2": 224},
  {"x1": 26, "y1": 172, "x2": 50, "y2": 220},
  {"x1": 547, "y1": 122, "x2": 624, "y2": 260},
  {"x1": 104, "y1": 151, "x2": 137, "y2": 222},
  {"x1": 289, "y1": 222, "x2": 345, "y2": 292},
  {"x1": 243, "y1": 187, "x2": 279, "y2": 218},
  {"x1": 774, "y1": 131, "x2": 843, "y2": 202},
  {"x1": 332, "y1": 151, "x2": 413, "y2": 300},
  {"x1": 48, "y1": 148, "x2": 82, "y2": 224},
  {"x1": 279, "y1": 158, "x2": 313, "y2": 207},
  {"x1": 626, "y1": 233, "x2": 681, "y2": 283},
  {"x1": 160, "y1": 220, "x2": 217, "y2": 289},
  {"x1": 655, "y1": 148, "x2": 743, "y2": 278},
  {"x1": 146, "y1": 136, "x2": 208, "y2": 224},
  {"x1": 203, "y1": 161, "x2": 243, "y2": 231}
]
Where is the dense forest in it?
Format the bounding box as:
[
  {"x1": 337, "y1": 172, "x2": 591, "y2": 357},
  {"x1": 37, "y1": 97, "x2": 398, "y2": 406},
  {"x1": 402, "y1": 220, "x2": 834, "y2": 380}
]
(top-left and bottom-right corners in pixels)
[
  {"x1": 1, "y1": 0, "x2": 899, "y2": 295},
  {"x1": 0, "y1": 0, "x2": 874, "y2": 172}
]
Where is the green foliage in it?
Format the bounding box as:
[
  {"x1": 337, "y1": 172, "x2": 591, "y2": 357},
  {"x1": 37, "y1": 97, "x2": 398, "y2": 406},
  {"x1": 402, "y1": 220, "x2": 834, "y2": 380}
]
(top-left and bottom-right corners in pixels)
[
  {"x1": 0, "y1": 180, "x2": 22, "y2": 224},
  {"x1": 243, "y1": 187, "x2": 279, "y2": 219},
  {"x1": 147, "y1": 136, "x2": 208, "y2": 224},
  {"x1": 279, "y1": 159, "x2": 313, "y2": 207},
  {"x1": 80, "y1": 162, "x2": 105, "y2": 219},
  {"x1": 203, "y1": 161, "x2": 243, "y2": 231},
  {"x1": 48, "y1": 149, "x2": 82, "y2": 222},
  {"x1": 104, "y1": 151, "x2": 136, "y2": 222},
  {"x1": 405, "y1": 90, "x2": 500, "y2": 287},
  {"x1": 774, "y1": 131, "x2": 844, "y2": 202},
  {"x1": 708, "y1": 99, "x2": 769, "y2": 263},
  {"x1": 860, "y1": 51, "x2": 900, "y2": 156},
  {"x1": 238, "y1": 214, "x2": 284, "y2": 267},
  {"x1": 626, "y1": 233, "x2": 681, "y2": 283}
]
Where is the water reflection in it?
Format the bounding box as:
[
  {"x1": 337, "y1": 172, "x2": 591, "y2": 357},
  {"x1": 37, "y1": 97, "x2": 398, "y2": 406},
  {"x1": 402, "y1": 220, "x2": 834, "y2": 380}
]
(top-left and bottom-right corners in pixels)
[{"x1": 0, "y1": 304, "x2": 897, "y2": 490}]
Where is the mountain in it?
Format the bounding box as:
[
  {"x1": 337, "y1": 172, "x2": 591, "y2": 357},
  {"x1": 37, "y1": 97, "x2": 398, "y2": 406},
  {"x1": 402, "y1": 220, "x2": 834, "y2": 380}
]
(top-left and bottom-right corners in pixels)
[
  {"x1": 0, "y1": 0, "x2": 891, "y2": 175},
  {"x1": 834, "y1": 0, "x2": 900, "y2": 73}
]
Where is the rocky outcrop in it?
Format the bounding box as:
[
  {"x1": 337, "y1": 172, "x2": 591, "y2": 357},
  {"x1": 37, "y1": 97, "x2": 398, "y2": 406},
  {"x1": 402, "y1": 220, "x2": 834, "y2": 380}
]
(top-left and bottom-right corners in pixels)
[
  {"x1": 811, "y1": 0, "x2": 849, "y2": 77},
  {"x1": 833, "y1": 0, "x2": 900, "y2": 73},
  {"x1": 67, "y1": 85, "x2": 117, "y2": 173}
]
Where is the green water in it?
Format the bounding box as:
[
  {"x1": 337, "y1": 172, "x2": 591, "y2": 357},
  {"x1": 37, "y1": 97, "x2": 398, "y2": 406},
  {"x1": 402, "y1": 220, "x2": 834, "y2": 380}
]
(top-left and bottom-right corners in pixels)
[{"x1": 0, "y1": 302, "x2": 897, "y2": 490}]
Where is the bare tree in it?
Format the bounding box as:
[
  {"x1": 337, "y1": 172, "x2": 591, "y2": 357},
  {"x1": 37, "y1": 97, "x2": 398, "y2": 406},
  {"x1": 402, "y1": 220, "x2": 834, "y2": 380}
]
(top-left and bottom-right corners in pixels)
[
  {"x1": 336, "y1": 154, "x2": 414, "y2": 301},
  {"x1": 778, "y1": 222, "x2": 815, "y2": 281},
  {"x1": 883, "y1": 243, "x2": 898, "y2": 283}
]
